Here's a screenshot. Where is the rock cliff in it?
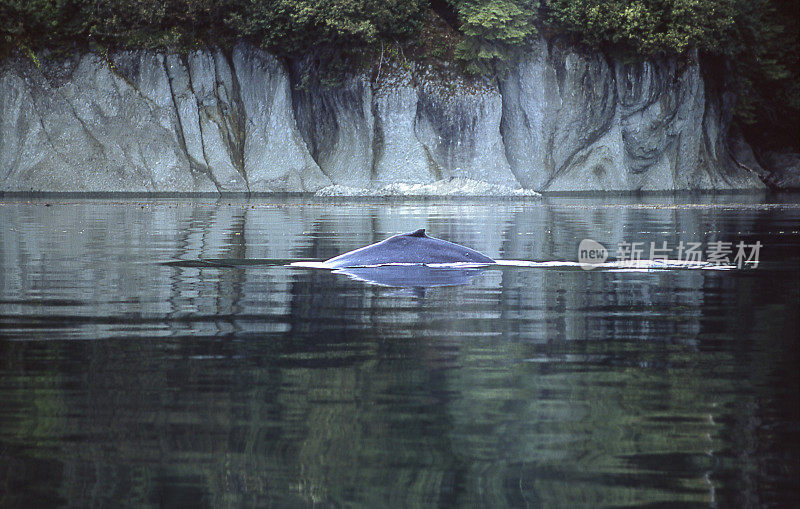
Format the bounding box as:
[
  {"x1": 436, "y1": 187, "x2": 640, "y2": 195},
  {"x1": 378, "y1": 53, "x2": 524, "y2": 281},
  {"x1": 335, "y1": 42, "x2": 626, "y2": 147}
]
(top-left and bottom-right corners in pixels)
[{"x1": 0, "y1": 39, "x2": 764, "y2": 193}]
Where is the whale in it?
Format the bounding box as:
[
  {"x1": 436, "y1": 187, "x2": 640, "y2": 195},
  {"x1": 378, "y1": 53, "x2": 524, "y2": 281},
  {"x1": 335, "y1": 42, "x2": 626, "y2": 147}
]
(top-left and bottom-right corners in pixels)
[{"x1": 321, "y1": 228, "x2": 496, "y2": 269}]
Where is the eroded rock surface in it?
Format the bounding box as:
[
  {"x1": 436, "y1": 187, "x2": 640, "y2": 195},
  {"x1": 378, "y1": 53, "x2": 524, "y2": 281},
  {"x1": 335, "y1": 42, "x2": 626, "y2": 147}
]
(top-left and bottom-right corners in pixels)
[
  {"x1": 0, "y1": 41, "x2": 766, "y2": 193},
  {"x1": 500, "y1": 38, "x2": 762, "y2": 191}
]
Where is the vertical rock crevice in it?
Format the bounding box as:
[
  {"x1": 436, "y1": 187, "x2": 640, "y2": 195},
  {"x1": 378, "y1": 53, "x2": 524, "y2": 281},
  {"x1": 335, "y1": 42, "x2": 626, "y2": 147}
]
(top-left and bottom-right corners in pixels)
[
  {"x1": 369, "y1": 88, "x2": 384, "y2": 182},
  {"x1": 219, "y1": 48, "x2": 249, "y2": 188},
  {"x1": 0, "y1": 43, "x2": 767, "y2": 193},
  {"x1": 230, "y1": 44, "x2": 330, "y2": 192},
  {"x1": 162, "y1": 54, "x2": 223, "y2": 192},
  {"x1": 185, "y1": 50, "x2": 248, "y2": 192},
  {"x1": 370, "y1": 70, "x2": 436, "y2": 186},
  {"x1": 287, "y1": 59, "x2": 374, "y2": 185}
]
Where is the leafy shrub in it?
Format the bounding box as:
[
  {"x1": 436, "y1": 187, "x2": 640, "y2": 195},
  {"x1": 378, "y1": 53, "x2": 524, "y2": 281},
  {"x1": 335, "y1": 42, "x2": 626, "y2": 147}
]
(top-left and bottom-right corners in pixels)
[
  {"x1": 0, "y1": 0, "x2": 796, "y2": 149},
  {"x1": 449, "y1": 0, "x2": 539, "y2": 74}
]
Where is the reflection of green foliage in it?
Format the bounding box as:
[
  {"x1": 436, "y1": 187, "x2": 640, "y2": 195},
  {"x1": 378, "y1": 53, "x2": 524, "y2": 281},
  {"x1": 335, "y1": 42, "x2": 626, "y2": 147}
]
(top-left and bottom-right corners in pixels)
[
  {"x1": 0, "y1": 288, "x2": 795, "y2": 506},
  {"x1": 1, "y1": 345, "x2": 67, "y2": 455},
  {"x1": 441, "y1": 334, "x2": 724, "y2": 506},
  {"x1": 0, "y1": 205, "x2": 797, "y2": 506}
]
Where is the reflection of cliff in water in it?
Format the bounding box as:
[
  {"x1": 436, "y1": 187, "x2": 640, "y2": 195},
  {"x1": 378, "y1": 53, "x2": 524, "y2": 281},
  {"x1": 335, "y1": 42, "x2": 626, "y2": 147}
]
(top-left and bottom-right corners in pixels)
[{"x1": 0, "y1": 198, "x2": 796, "y2": 507}]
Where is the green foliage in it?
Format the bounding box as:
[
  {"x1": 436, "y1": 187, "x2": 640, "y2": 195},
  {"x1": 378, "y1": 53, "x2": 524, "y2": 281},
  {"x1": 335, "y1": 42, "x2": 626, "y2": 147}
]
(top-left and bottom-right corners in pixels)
[
  {"x1": 0, "y1": 0, "x2": 88, "y2": 52},
  {"x1": 546, "y1": 0, "x2": 799, "y2": 148},
  {"x1": 714, "y1": 0, "x2": 798, "y2": 148},
  {"x1": 226, "y1": 0, "x2": 427, "y2": 56},
  {"x1": 87, "y1": 1, "x2": 238, "y2": 49},
  {"x1": 546, "y1": 0, "x2": 737, "y2": 56},
  {"x1": 0, "y1": 0, "x2": 796, "y2": 149},
  {"x1": 449, "y1": 0, "x2": 539, "y2": 74},
  {"x1": 0, "y1": 1, "x2": 239, "y2": 54},
  {"x1": 0, "y1": 0, "x2": 427, "y2": 72}
]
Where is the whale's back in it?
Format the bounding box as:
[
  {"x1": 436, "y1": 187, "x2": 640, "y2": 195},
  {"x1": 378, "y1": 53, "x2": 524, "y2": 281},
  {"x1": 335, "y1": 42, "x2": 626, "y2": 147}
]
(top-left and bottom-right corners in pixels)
[{"x1": 322, "y1": 229, "x2": 495, "y2": 268}]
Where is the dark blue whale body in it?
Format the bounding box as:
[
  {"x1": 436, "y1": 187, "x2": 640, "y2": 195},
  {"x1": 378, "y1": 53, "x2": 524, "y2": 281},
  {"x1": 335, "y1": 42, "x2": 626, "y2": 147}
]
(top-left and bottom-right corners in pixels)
[{"x1": 322, "y1": 229, "x2": 496, "y2": 269}]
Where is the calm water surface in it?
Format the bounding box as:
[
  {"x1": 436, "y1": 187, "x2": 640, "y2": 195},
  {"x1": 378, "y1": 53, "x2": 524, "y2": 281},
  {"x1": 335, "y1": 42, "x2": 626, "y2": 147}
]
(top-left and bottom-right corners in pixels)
[{"x1": 1, "y1": 195, "x2": 798, "y2": 507}]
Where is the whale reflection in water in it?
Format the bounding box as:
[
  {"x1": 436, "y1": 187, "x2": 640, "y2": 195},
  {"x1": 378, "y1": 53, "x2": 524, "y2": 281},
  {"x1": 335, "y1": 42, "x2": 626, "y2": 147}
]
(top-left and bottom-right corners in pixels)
[{"x1": 335, "y1": 264, "x2": 485, "y2": 288}]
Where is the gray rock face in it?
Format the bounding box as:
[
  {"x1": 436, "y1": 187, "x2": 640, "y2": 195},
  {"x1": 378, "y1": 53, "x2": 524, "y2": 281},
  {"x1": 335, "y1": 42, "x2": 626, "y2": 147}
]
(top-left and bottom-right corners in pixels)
[
  {"x1": 758, "y1": 151, "x2": 800, "y2": 189},
  {"x1": 232, "y1": 45, "x2": 330, "y2": 192},
  {"x1": 0, "y1": 41, "x2": 765, "y2": 193},
  {"x1": 501, "y1": 43, "x2": 616, "y2": 190},
  {"x1": 0, "y1": 54, "x2": 210, "y2": 192},
  {"x1": 371, "y1": 77, "x2": 438, "y2": 185},
  {"x1": 500, "y1": 39, "x2": 763, "y2": 191},
  {"x1": 0, "y1": 44, "x2": 330, "y2": 193},
  {"x1": 415, "y1": 77, "x2": 518, "y2": 186},
  {"x1": 292, "y1": 64, "x2": 375, "y2": 187}
]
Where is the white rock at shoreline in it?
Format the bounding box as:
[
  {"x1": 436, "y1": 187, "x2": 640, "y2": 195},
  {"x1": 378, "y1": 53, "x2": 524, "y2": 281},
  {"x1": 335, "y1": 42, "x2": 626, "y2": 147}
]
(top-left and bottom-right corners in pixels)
[{"x1": 314, "y1": 178, "x2": 542, "y2": 197}]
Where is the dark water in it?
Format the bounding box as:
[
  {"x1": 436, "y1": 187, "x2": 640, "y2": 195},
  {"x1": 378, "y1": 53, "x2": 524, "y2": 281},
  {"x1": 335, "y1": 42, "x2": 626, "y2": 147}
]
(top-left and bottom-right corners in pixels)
[{"x1": 1, "y1": 195, "x2": 798, "y2": 507}]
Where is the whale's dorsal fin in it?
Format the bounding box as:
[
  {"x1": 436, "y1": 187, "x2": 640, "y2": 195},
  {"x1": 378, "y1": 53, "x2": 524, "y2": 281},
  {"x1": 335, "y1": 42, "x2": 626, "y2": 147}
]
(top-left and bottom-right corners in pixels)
[{"x1": 407, "y1": 228, "x2": 427, "y2": 237}]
